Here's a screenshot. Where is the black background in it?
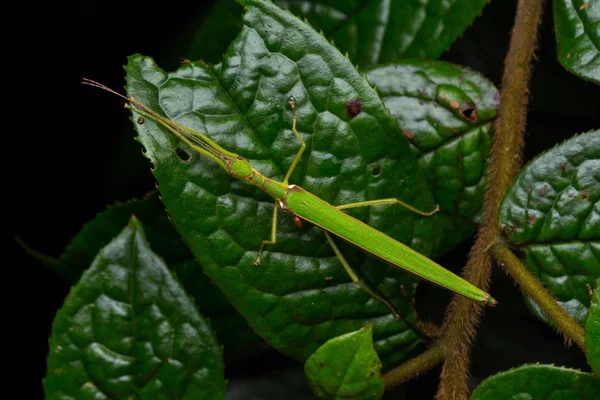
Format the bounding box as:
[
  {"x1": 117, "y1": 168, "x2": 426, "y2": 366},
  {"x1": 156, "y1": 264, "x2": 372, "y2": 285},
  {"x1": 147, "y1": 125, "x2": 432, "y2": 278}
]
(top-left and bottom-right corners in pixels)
[{"x1": 12, "y1": 0, "x2": 598, "y2": 398}]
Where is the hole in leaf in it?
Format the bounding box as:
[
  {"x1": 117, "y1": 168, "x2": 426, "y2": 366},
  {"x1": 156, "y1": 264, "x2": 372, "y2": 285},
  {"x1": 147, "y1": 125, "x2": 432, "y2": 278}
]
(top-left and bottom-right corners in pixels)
[
  {"x1": 137, "y1": 117, "x2": 145, "y2": 124},
  {"x1": 371, "y1": 165, "x2": 381, "y2": 177},
  {"x1": 459, "y1": 105, "x2": 478, "y2": 122},
  {"x1": 175, "y1": 147, "x2": 190, "y2": 161}
]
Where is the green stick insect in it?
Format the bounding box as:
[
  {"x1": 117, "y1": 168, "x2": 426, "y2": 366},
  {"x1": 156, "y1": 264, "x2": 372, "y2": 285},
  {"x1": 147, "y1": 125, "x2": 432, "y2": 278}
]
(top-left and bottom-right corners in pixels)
[{"x1": 83, "y1": 79, "x2": 497, "y2": 318}]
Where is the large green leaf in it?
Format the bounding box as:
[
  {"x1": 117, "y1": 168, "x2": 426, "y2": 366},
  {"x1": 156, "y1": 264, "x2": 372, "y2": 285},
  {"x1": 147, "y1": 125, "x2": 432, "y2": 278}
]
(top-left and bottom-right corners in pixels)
[
  {"x1": 25, "y1": 193, "x2": 259, "y2": 358},
  {"x1": 470, "y1": 364, "x2": 600, "y2": 399},
  {"x1": 304, "y1": 324, "x2": 384, "y2": 400},
  {"x1": 499, "y1": 131, "x2": 600, "y2": 326},
  {"x1": 44, "y1": 217, "x2": 225, "y2": 399},
  {"x1": 187, "y1": 0, "x2": 490, "y2": 67},
  {"x1": 127, "y1": 0, "x2": 441, "y2": 369},
  {"x1": 553, "y1": 0, "x2": 600, "y2": 84},
  {"x1": 366, "y1": 61, "x2": 498, "y2": 256},
  {"x1": 586, "y1": 280, "x2": 600, "y2": 376}
]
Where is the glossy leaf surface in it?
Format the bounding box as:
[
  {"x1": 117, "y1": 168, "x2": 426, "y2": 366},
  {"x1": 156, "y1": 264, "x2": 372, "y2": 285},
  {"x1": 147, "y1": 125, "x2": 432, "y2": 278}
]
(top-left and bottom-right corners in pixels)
[
  {"x1": 304, "y1": 324, "x2": 383, "y2": 399},
  {"x1": 470, "y1": 364, "x2": 600, "y2": 399},
  {"x1": 553, "y1": 0, "x2": 600, "y2": 84},
  {"x1": 44, "y1": 218, "x2": 225, "y2": 399},
  {"x1": 499, "y1": 131, "x2": 600, "y2": 325},
  {"x1": 127, "y1": 0, "x2": 440, "y2": 369},
  {"x1": 29, "y1": 193, "x2": 259, "y2": 358},
  {"x1": 366, "y1": 61, "x2": 498, "y2": 255}
]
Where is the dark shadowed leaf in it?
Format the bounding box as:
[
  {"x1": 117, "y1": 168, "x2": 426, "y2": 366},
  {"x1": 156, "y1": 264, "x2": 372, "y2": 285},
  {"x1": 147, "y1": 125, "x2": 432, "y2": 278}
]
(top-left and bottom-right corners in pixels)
[
  {"x1": 44, "y1": 217, "x2": 225, "y2": 399},
  {"x1": 24, "y1": 193, "x2": 259, "y2": 359},
  {"x1": 127, "y1": 0, "x2": 441, "y2": 370},
  {"x1": 553, "y1": 0, "x2": 600, "y2": 84},
  {"x1": 366, "y1": 61, "x2": 499, "y2": 256},
  {"x1": 586, "y1": 280, "x2": 600, "y2": 376},
  {"x1": 188, "y1": 0, "x2": 490, "y2": 67},
  {"x1": 304, "y1": 324, "x2": 383, "y2": 400},
  {"x1": 470, "y1": 364, "x2": 600, "y2": 399},
  {"x1": 499, "y1": 131, "x2": 600, "y2": 326}
]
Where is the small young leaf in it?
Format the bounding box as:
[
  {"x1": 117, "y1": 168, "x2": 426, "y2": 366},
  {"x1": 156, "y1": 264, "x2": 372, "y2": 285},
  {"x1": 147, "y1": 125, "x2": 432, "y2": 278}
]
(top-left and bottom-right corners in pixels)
[
  {"x1": 553, "y1": 0, "x2": 600, "y2": 84},
  {"x1": 25, "y1": 193, "x2": 259, "y2": 358},
  {"x1": 304, "y1": 324, "x2": 384, "y2": 400},
  {"x1": 499, "y1": 131, "x2": 600, "y2": 326},
  {"x1": 470, "y1": 364, "x2": 600, "y2": 399},
  {"x1": 367, "y1": 61, "x2": 499, "y2": 256},
  {"x1": 128, "y1": 0, "x2": 438, "y2": 370},
  {"x1": 188, "y1": 0, "x2": 490, "y2": 67},
  {"x1": 44, "y1": 217, "x2": 225, "y2": 399},
  {"x1": 586, "y1": 280, "x2": 600, "y2": 376}
]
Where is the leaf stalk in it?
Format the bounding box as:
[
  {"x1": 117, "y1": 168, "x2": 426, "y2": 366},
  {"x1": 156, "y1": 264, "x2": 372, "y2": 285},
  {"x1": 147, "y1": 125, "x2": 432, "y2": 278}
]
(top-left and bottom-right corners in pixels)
[{"x1": 491, "y1": 243, "x2": 586, "y2": 350}]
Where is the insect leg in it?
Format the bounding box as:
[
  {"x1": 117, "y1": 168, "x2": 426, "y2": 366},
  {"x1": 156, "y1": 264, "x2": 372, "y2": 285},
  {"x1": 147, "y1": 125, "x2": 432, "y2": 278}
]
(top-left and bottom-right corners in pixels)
[
  {"x1": 283, "y1": 97, "x2": 306, "y2": 184},
  {"x1": 336, "y1": 198, "x2": 440, "y2": 216},
  {"x1": 323, "y1": 230, "x2": 401, "y2": 320},
  {"x1": 254, "y1": 202, "x2": 279, "y2": 266}
]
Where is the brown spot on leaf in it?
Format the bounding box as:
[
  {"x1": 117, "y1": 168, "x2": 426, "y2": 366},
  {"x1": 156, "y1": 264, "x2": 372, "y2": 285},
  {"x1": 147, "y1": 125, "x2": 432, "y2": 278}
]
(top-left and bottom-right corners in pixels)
[
  {"x1": 325, "y1": 276, "x2": 333, "y2": 281},
  {"x1": 402, "y1": 129, "x2": 415, "y2": 140},
  {"x1": 345, "y1": 99, "x2": 362, "y2": 118},
  {"x1": 579, "y1": 192, "x2": 590, "y2": 201},
  {"x1": 560, "y1": 163, "x2": 567, "y2": 172},
  {"x1": 539, "y1": 185, "x2": 548, "y2": 197},
  {"x1": 580, "y1": 3, "x2": 588, "y2": 10},
  {"x1": 319, "y1": 362, "x2": 325, "y2": 368},
  {"x1": 527, "y1": 215, "x2": 536, "y2": 225},
  {"x1": 449, "y1": 100, "x2": 460, "y2": 109}
]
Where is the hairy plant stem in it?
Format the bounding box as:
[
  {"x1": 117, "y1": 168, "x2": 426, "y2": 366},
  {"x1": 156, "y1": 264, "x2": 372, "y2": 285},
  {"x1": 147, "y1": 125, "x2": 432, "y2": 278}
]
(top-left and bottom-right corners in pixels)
[
  {"x1": 436, "y1": 0, "x2": 545, "y2": 399},
  {"x1": 491, "y1": 244, "x2": 586, "y2": 349},
  {"x1": 383, "y1": 342, "x2": 445, "y2": 390}
]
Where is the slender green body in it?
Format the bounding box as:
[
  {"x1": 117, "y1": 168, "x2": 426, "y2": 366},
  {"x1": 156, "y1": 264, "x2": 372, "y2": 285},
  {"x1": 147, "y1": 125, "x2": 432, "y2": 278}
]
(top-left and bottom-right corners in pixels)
[
  {"x1": 83, "y1": 79, "x2": 496, "y2": 309},
  {"x1": 281, "y1": 185, "x2": 489, "y2": 303}
]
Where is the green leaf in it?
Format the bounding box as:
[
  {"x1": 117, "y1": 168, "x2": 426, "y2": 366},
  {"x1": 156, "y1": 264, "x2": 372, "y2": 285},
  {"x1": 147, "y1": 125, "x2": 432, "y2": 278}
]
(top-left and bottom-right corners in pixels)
[
  {"x1": 27, "y1": 193, "x2": 259, "y2": 358},
  {"x1": 586, "y1": 280, "x2": 600, "y2": 376},
  {"x1": 44, "y1": 217, "x2": 225, "y2": 399},
  {"x1": 366, "y1": 61, "x2": 498, "y2": 256},
  {"x1": 127, "y1": 0, "x2": 440, "y2": 369},
  {"x1": 499, "y1": 131, "x2": 600, "y2": 326},
  {"x1": 304, "y1": 324, "x2": 383, "y2": 400},
  {"x1": 187, "y1": 0, "x2": 490, "y2": 67},
  {"x1": 470, "y1": 364, "x2": 600, "y2": 399},
  {"x1": 553, "y1": 0, "x2": 600, "y2": 84}
]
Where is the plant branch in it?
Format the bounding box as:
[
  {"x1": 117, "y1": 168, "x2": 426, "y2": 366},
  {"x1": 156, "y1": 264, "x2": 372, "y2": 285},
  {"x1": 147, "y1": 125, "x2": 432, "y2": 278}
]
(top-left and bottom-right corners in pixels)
[
  {"x1": 383, "y1": 341, "x2": 445, "y2": 390},
  {"x1": 491, "y1": 244, "x2": 586, "y2": 349},
  {"x1": 436, "y1": 0, "x2": 545, "y2": 399}
]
